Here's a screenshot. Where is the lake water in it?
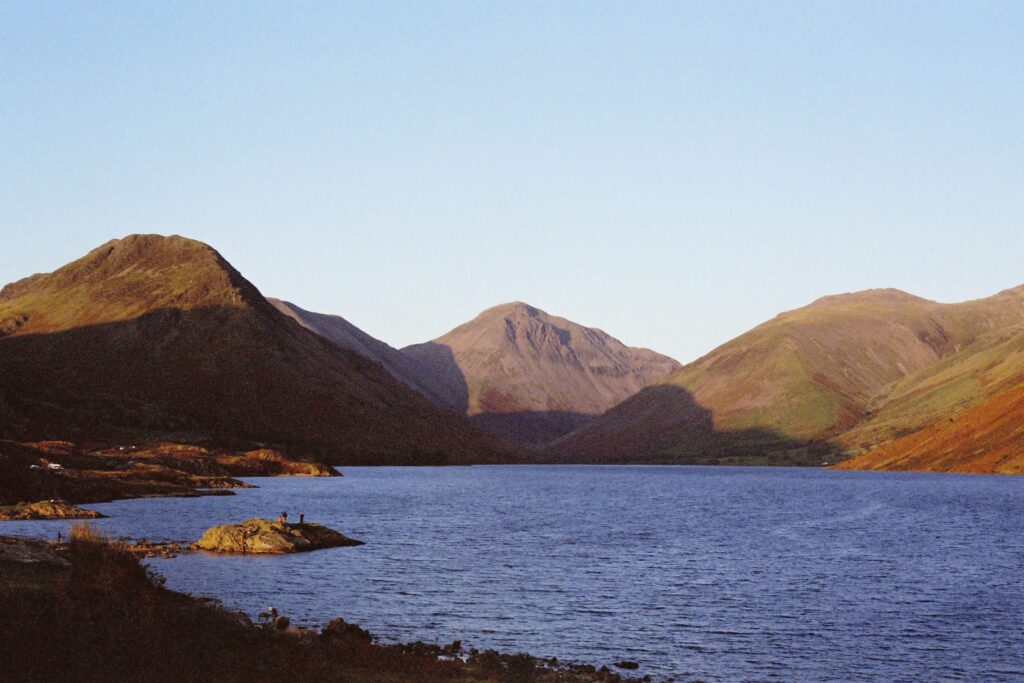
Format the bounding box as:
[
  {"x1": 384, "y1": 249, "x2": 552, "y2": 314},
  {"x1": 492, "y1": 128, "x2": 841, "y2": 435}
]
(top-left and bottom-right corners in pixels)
[{"x1": 4, "y1": 466, "x2": 1023, "y2": 682}]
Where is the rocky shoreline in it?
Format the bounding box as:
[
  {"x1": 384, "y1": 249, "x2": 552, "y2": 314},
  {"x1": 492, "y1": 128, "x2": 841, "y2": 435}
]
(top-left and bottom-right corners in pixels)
[
  {"x1": 0, "y1": 439, "x2": 337, "y2": 516},
  {"x1": 0, "y1": 531, "x2": 651, "y2": 683},
  {"x1": 0, "y1": 440, "x2": 663, "y2": 680},
  {"x1": 0, "y1": 499, "x2": 107, "y2": 521}
]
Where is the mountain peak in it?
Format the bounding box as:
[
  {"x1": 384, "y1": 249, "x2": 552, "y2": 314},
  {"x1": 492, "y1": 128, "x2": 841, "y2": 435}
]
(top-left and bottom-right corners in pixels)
[
  {"x1": 0, "y1": 233, "x2": 263, "y2": 333},
  {"x1": 808, "y1": 288, "x2": 930, "y2": 309},
  {"x1": 402, "y1": 302, "x2": 681, "y2": 446},
  {"x1": 481, "y1": 301, "x2": 545, "y2": 319},
  {"x1": 77, "y1": 233, "x2": 226, "y2": 275}
]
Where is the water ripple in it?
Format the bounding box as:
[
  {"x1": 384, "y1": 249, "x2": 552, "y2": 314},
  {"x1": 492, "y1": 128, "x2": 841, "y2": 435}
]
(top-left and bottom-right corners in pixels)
[{"x1": 4, "y1": 465, "x2": 1024, "y2": 682}]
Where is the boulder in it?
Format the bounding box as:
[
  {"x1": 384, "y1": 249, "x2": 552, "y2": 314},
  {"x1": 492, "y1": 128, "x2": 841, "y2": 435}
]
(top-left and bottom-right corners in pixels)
[{"x1": 193, "y1": 518, "x2": 363, "y2": 554}]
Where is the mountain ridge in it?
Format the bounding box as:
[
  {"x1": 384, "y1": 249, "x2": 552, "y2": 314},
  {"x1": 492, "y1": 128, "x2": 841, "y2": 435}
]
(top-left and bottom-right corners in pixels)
[
  {"x1": 550, "y1": 284, "x2": 1024, "y2": 466},
  {"x1": 0, "y1": 234, "x2": 516, "y2": 465},
  {"x1": 268, "y1": 298, "x2": 460, "y2": 408}
]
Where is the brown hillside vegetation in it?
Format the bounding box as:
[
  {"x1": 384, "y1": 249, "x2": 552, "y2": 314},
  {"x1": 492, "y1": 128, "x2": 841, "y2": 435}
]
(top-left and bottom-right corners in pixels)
[
  {"x1": 550, "y1": 287, "x2": 1024, "y2": 465},
  {"x1": 402, "y1": 302, "x2": 680, "y2": 446},
  {"x1": 834, "y1": 383, "x2": 1024, "y2": 474},
  {"x1": 0, "y1": 235, "x2": 514, "y2": 465}
]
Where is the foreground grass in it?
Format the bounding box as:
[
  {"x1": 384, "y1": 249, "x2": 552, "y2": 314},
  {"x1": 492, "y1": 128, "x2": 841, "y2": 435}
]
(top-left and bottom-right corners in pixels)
[{"x1": 0, "y1": 525, "x2": 641, "y2": 683}]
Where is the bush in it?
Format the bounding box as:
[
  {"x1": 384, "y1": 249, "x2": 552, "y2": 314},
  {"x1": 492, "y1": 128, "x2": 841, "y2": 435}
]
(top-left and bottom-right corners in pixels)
[{"x1": 504, "y1": 653, "x2": 537, "y2": 683}]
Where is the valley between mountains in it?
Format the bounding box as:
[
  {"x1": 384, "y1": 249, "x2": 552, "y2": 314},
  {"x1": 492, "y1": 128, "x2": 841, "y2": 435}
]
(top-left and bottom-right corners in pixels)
[{"x1": 2, "y1": 234, "x2": 1022, "y2": 481}]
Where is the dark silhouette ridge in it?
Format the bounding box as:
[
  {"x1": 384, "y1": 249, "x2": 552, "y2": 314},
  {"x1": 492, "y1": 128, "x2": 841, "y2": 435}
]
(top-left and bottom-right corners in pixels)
[
  {"x1": 544, "y1": 385, "x2": 844, "y2": 466},
  {"x1": 0, "y1": 306, "x2": 519, "y2": 466},
  {"x1": 268, "y1": 299, "x2": 466, "y2": 411}
]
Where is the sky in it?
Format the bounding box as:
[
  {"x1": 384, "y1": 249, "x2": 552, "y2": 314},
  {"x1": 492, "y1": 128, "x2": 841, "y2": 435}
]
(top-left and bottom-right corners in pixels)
[{"x1": 2, "y1": 1, "x2": 1022, "y2": 363}]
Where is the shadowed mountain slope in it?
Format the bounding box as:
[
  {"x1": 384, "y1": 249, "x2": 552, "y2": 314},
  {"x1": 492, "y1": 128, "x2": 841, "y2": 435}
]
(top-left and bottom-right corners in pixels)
[
  {"x1": 401, "y1": 302, "x2": 681, "y2": 446},
  {"x1": 268, "y1": 299, "x2": 460, "y2": 408},
  {"x1": 550, "y1": 287, "x2": 1024, "y2": 463},
  {"x1": 0, "y1": 235, "x2": 514, "y2": 464}
]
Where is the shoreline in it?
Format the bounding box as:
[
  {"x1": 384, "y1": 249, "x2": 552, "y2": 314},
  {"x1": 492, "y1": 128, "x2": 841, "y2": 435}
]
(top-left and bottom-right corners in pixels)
[{"x1": 0, "y1": 531, "x2": 651, "y2": 683}]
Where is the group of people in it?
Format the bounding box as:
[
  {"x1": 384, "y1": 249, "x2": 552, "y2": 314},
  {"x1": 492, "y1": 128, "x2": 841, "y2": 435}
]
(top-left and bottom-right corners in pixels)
[{"x1": 276, "y1": 511, "x2": 305, "y2": 525}]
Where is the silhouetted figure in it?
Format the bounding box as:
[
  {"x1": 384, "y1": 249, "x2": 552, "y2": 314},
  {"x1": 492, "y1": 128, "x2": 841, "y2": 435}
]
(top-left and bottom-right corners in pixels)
[
  {"x1": 277, "y1": 511, "x2": 288, "y2": 524},
  {"x1": 299, "y1": 513, "x2": 304, "y2": 524}
]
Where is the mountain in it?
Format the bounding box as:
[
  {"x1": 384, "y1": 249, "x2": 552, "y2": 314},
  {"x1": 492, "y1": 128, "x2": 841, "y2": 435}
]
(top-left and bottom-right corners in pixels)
[
  {"x1": 268, "y1": 299, "x2": 458, "y2": 408},
  {"x1": 0, "y1": 235, "x2": 513, "y2": 464},
  {"x1": 834, "y1": 289, "x2": 1024, "y2": 451},
  {"x1": 830, "y1": 287, "x2": 1024, "y2": 473},
  {"x1": 401, "y1": 302, "x2": 681, "y2": 446},
  {"x1": 549, "y1": 287, "x2": 1024, "y2": 465}
]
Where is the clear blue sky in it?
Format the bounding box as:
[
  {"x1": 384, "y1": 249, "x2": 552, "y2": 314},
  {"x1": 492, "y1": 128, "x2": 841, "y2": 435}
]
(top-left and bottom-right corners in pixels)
[{"x1": 2, "y1": 2, "x2": 1022, "y2": 363}]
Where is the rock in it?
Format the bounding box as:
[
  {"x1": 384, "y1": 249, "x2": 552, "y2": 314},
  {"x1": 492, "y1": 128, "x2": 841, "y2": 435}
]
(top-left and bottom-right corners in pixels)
[
  {"x1": 0, "y1": 500, "x2": 106, "y2": 521},
  {"x1": 121, "y1": 539, "x2": 190, "y2": 558},
  {"x1": 615, "y1": 660, "x2": 640, "y2": 670},
  {"x1": 193, "y1": 518, "x2": 363, "y2": 554},
  {"x1": 321, "y1": 617, "x2": 373, "y2": 643},
  {"x1": 0, "y1": 535, "x2": 70, "y2": 568}
]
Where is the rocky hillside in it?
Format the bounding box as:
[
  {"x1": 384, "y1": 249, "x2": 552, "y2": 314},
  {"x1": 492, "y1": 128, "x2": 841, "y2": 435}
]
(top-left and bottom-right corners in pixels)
[
  {"x1": 549, "y1": 287, "x2": 1024, "y2": 465},
  {"x1": 401, "y1": 302, "x2": 681, "y2": 446},
  {"x1": 0, "y1": 235, "x2": 513, "y2": 464}
]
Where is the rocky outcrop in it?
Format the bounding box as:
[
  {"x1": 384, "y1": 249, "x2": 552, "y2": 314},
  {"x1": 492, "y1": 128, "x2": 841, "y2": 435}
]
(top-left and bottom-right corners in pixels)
[
  {"x1": 0, "y1": 500, "x2": 105, "y2": 521},
  {"x1": 107, "y1": 443, "x2": 339, "y2": 478},
  {"x1": 0, "y1": 440, "x2": 335, "y2": 508},
  {"x1": 194, "y1": 518, "x2": 363, "y2": 554}
]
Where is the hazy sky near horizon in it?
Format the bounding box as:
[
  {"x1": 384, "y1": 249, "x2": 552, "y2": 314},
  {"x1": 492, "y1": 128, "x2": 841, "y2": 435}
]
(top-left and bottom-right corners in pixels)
[{"x1": 2, "y1": 2, "x2": 1022, "y2": 363}]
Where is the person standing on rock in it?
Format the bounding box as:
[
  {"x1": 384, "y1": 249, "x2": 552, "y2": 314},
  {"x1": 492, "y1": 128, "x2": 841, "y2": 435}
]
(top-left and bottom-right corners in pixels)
[
  {"x1": 299, "y1": 513, "x2": 304, "y2": 525},
  {"x1": 278, "y1": 511, "x2": 288, "y2": 524}
]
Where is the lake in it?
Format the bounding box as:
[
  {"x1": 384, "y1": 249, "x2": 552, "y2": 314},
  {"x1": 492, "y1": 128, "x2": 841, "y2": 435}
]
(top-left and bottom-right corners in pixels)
[{"x1": 3, "y1": 465, "x2": 1023, "y2": 682}]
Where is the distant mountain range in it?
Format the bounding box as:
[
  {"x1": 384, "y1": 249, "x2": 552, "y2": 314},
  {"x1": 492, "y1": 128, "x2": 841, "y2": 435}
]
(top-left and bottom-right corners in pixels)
[
  {"x1": 0, "y1": 235, "x2": 512, "y2": 465},
  {"x1": 271, "y1": 299, "x2": 680, "y2": 447},
  {"x1": 548, "y1": 287, "x2": 1024, "y2": 472},
  {"x1": 2, "y1": 234, "x2": 1022, "y2": 474}
]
